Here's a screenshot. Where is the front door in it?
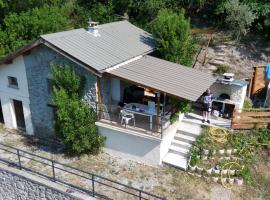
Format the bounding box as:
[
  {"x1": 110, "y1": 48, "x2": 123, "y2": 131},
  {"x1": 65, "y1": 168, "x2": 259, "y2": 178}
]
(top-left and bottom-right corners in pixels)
[
  {"x1": 0, "y1": 100, "x2": 4, "y2": 124},
  {"x1": 13, "y1": 100, "x2": 26, "y2": 131}
]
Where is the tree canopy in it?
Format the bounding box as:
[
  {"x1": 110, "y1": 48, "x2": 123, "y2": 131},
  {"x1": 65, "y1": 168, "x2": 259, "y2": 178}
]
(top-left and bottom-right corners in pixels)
[
  {"x1": 0, "y1": 0, "x2": 269, "y2": 59},
  {"x1": 152, "y1": 9, "x2": 196, "y2": 66}
]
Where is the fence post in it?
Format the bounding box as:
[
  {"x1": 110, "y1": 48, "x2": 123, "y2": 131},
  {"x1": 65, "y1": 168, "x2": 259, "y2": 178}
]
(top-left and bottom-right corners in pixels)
[
  {"x1": 91, "y1": 174, "x2": 95, "y2": 197},
  {"x1": 17, "y1": 149, "x2": 22, "y2": 170},
  {"x1": 139, "y1": 191, "x2": 142, "y2": 200},
  {"x1": 52, "y1": 161, "x2": 56, "y2": 181}
]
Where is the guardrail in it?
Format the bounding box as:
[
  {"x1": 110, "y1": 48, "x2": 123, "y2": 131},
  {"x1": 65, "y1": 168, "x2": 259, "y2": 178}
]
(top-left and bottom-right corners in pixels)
[
  {"x1": 95, "y1": 102, "x2": 167, "y2": 138},
  {"x1": 0, "y1": 142, "x2": 166, "y2": 200}
]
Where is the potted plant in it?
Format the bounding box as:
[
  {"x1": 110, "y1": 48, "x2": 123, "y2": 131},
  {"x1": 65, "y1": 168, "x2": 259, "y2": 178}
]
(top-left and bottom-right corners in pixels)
[
  {"x1": 228, "y1": 178, "x2": 235, "y2": 185},
  {"x1": 212, "y1": 176, "x2": 219, "y2": 183},
  {"x1": 226, "y1": 149, "x2": 232, "y2": 155},
  {"x1": 219, "y1": 149, "x2": 225, "y2": 155},
  {"x1": 206, "y1": 168, "x2": 213, "y2": 175}
]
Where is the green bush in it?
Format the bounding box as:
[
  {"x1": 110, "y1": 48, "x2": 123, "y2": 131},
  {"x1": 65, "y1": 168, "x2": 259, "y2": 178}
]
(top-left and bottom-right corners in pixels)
[
  {"x1": 243, "y1": 97, "x2": 253, "y2": 110},
  {"x1": 214, "y1": 64, "x2": 230, "y2": 75},
  {"x1": 189, "y1": 146, "x2": 199, "y2": 166},
  {"x1": 51, "y1": 64, "x2": 105, "y2": 154}
]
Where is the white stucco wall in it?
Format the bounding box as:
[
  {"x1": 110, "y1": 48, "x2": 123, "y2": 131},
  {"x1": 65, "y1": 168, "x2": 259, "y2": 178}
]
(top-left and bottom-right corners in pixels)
[
  {"x1": 96, "y1": 122, "x2": 161, "y2": 166},
  {"x1": 0, "y1": 56, "x2": 33, "y2": 135},
  {"x1": 210, "y1": 82, "x2": 247, "y2": 110},
  {"x1": 159, "y1": 113, "x2": 183, "y2": 164}
]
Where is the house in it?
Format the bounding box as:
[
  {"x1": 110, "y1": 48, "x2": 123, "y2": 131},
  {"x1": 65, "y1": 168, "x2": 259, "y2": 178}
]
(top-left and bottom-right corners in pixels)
[{"x1": 0, "y1": 20, "x2": 215, "y2": 168}]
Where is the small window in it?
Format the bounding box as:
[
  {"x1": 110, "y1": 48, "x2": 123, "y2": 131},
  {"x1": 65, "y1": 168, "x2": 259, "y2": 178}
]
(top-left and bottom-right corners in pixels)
[{"x1": 8, "y1": 76, "x2": 18, "y2": 88}]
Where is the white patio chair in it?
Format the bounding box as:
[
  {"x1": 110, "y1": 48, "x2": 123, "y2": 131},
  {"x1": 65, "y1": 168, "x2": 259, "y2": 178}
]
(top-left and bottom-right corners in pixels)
[{"x1": 120, "y1": 110, "x2": 135, "y2": 126}]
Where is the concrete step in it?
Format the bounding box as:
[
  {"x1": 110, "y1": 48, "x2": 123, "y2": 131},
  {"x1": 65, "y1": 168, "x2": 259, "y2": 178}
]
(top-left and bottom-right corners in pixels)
[
  {"x1": 162, "y1": 152, "x2": 188, "y2": 170},
  {"x1": 174, "y1": 133, "x2": 196, "y2": 143},
  {"x1": 178, "y1": 122, "x2": 201, "y2": 136},
  {"x1": 171, "y1": 139, "x2": 192, "y2": 149},
  {"x1": 169, "y1": 145, "x2": 190, "y2": 157}
]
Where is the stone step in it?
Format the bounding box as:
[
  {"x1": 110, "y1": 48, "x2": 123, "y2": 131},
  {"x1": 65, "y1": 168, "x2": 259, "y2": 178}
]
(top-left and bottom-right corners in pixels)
[
  {"x1": 209, "y1": 60, "x2": 224, "y2": 66},
  {"x1": 171, "y1": 139, "x2": 192, "y2": 149},
  {"x1": 178, "y1": 122, "x2": 201, "y2": 136},
  {"x1": 162, "y1": 152, "x2": 188, "y2": 170},
  {"x1": 169, "y1": 145, "x2": 190, "y2": 156},
  {"x1": 214, "y1": 58, "x2": 225, "y2": 62},
  {"x1": 174, "y1": 133, "x2": 196, "y2": 143}
]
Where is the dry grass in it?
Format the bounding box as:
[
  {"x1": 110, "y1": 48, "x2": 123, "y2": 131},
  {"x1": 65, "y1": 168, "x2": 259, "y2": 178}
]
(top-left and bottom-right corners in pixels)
[{"x1": 0, "y1": 129, "x2": 269, "y2": 199}]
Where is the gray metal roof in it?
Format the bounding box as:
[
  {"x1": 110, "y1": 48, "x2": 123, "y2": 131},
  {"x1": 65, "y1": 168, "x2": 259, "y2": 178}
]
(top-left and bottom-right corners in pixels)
[
  {"x1": 108, "y1": 55, "x2": 216, "y2": 101},
  {"x1": 41, "y1": 21, "x2": 155, "y2": 72}
]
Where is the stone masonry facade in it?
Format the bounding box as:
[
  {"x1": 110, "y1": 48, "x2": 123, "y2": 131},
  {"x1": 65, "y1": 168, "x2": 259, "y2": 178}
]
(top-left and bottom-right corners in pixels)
[
  {"x1": 23, "y1": 45, "x2": 100, "y2": 137},
  {"x1": 0, "y1": 168, "x2": 78, "y2": 200}
]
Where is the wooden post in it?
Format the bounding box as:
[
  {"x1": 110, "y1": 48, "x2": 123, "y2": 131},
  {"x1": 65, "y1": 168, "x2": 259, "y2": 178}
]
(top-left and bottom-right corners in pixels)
[
  {"x1": 156, "y1": 92, "x2": 161, "y2": 130},
  {"x1": 97, "y1": 77, "x2": 102, "y2": 119}
]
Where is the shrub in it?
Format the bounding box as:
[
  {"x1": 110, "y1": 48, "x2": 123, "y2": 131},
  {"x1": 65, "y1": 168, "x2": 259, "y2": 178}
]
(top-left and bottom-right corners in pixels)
[
  {"x1": 51, "y1": 64, "x2": 105, "y2": 154},
  {"x1": 214, "y1": 64, "x2": 230, "y2": 75},
  {"x1": 243, "y1": 97, "x2": 253, "y2": 110},
  {"x1": 189, "y1": 146, "x2": 199, "y2": 166}
]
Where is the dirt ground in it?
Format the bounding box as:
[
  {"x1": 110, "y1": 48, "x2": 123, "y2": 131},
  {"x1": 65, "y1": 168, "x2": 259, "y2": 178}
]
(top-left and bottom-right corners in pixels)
[
  {"x1": 194, "y1": 32, "x2": 270, "y2": 79},
  {"x1": 0, "y1": 127, "x2": 269, "y2": 200}
]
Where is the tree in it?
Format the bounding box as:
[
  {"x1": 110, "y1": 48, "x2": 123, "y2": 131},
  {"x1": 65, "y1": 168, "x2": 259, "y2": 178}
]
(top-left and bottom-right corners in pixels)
[
  {"x1": 152, "y1": 9, "x2": 197, "y2": 66},
  {"x1": 216, "y1": 0, "x2": 257, "y2": 40},
  {"x1": 0, "y1": 6, "x2": 71, "y2": 56},
  {"x1": 51, "y1": 65, "x2": 105, "y2": 154}
]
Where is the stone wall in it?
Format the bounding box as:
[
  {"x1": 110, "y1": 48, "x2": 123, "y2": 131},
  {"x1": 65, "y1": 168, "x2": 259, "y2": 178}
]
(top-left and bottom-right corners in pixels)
[
  {"x1": 0, "y1": 168, "x2": 78, "y2": 200},
  {"x1": 23, "y1": 45, "x2": 97, "y2": 137}
]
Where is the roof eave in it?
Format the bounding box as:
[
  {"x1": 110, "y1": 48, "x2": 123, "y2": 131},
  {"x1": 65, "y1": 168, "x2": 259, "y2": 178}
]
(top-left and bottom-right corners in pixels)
[{"x1": 0, "y1": 38, "x2": 43, "y2": 65}]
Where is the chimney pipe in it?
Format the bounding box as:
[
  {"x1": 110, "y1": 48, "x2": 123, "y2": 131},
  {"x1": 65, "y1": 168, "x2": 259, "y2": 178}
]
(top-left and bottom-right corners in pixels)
[{"x1": 87, "y1": 19, "x2": 100, "y2": 37}]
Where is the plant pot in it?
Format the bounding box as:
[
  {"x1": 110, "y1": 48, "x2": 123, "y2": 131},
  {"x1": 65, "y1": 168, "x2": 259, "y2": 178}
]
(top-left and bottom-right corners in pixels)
[
  {"x1": 189, "y1": 165, "x2": 196, "y2": 171},
  {"x1": 221, "y1": 169, "x2": 228, "y2": 175},
  {"x1": 212, "y1": 177, "x2": 219, "y2": 183},
  {"x1": 235, "y1": 178, "x2": 243, "y2": 186},
  {"x1": 219, "y1": 149, "x2": 225, "y2": 155},
  {"x1": 202, "y1": 156, "x2": 208, "y2": 161},
  {"x1": 214, "y1": 169, "x2": 220, "y2": 175},
  {"x1": 224, "y1": 157, "x2": 231, "y2": 160},
  {"x1": 226, "y1": 149, "x2": 232, "y2": 155},
  {"x1": 229, "y1": 169, "x2": 236, "y2": 176},
  {"x1": 228, "y1": 178, "x2": 235, "y2": 185},
  {"x1": 232, "y1": 156, "x2": 238, "y2": 160},
  {"x1": 195, "y1": 174, "x2": 202, "y2": 178},
  {"x1": 220, "y1": 178, "x2": 227, "y2": 184},
  {"x1": 197, "y1": 167, "x2": 203, "y2": 173},
  {"x1": 203, "y1": 149, "x2": 209, "y2": 155},
  {"x1": 206, "y1": 168, "x2": 213, "y2": 175},
  {"x1": 233, "y1": 149, "x2": 238, "y2": 154}
]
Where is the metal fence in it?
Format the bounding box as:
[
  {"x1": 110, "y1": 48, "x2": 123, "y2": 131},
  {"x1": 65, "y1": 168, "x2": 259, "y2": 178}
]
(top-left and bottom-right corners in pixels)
[
  {"x1": 0, "y1": 142, "x2": 166, "y2": 200},
  {"x1": 95, "y1": 102, "x2": 169, "y2": 138}
]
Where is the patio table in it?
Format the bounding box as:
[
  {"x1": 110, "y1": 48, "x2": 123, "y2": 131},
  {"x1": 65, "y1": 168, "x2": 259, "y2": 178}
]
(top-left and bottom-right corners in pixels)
[{"x1": 124, "y1": 103, "x2": 157, "y2": 130}]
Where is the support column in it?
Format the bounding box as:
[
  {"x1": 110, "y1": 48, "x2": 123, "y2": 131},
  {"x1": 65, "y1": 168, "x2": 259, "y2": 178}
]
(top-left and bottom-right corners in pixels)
[
  {"x1": 156, "y1": 92, "x2": 161, "y2": 129},
  {"x1": 96, "y1": 77, "x2": 102, "y2": 119}
]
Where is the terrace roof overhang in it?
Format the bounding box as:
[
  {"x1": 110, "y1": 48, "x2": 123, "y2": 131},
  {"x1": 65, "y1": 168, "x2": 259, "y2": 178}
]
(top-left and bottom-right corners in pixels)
[{"x1": 106, "y1": 55, "x2": 216, "y2": 101}]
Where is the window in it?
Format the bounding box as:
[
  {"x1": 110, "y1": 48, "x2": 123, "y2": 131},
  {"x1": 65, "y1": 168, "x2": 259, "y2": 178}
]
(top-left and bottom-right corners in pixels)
[{"x1": 8, "y1": 76, "x2": 18, "y2": 88}]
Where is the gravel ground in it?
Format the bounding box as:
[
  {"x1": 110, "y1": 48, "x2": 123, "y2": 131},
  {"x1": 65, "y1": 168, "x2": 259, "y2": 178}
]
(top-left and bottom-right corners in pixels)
[
  {"x1": 194, "y1": 32, "x2": 270, "y2": 79},
  {"x1": 0, "y1": 127, "x2": 268, "y2": 200}
]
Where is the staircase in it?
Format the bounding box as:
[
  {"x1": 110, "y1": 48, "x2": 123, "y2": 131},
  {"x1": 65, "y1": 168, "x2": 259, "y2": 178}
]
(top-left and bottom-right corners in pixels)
[{"x1": 162, "y1": 121, "x2": 201, "y2": 170}]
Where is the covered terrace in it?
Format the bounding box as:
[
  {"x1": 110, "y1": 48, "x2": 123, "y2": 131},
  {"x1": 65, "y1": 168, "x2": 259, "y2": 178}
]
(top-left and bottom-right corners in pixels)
[{"x1": 96, "y1": 55, "x2": 216, "y2": 138}]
